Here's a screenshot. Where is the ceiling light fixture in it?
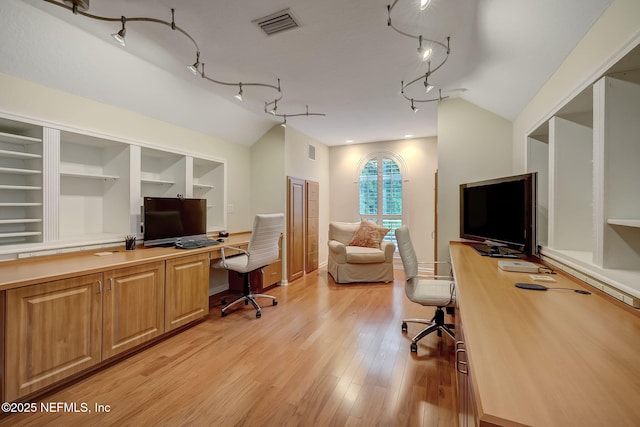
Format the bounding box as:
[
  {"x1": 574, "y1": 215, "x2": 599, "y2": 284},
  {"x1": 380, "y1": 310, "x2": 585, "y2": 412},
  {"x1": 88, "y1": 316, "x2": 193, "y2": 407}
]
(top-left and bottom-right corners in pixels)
[
  {"x1": 62, "y1": 0, "x2": 89, "y2": 14},
  {"x1": 111, "y1": 16, "x2": 126, "y2": 46},
  {"x1": 420, "y1": 0, "x2": 431, "y2": 11},
  {"x1": 387, "y1": 0, "x2": 452, "y2": 111},
  {"x1": 42, "y1": 0, "x2": 325, "y2": 123},
  {"x1": 187, "y1": 51, "x2": 200, "y2": 75},
  {"x1": 234, "y1": 83, "x2": 243, "y2": 101},
  {"x1": 266, "y1": 104, "x2": 326, "y2": 124}
]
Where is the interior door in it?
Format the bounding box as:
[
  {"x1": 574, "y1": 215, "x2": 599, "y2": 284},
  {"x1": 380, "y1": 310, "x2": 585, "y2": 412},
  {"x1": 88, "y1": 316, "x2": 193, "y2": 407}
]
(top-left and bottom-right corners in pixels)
[
  {"x1": 287, "y1": 177, "x2": 305, "y2": 282},
  {"x1": 305, "y1": 180, "x2": 319, "y2": 273}
]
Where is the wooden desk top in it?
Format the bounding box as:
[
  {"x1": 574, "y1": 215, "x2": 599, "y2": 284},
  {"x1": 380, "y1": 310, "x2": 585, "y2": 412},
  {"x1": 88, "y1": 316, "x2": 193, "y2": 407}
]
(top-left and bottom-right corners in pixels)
[
  {"x1": 0, "y1": 233, "x2": 251, "y2": 291},
  {"x1": 449, "y1": 241, "x2": 640, "y2": 427}
]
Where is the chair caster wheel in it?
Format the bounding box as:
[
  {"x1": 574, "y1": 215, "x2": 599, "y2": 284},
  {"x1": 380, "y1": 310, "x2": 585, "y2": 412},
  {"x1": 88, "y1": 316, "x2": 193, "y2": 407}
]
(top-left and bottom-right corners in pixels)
[
  {"x1": 256, "y1": 312, "x2": 261, "y2": 318},
  {"x1": 221, "y1": 311, "x2": 227, "y2": 317},
  {"x1": 402, "y1": 322, "x2": 408, "y2": 332},
  {"x1": 410, "y1": 342, "x2": 418, "y2": 352},
  {"x1": 245, "y1": 300, "x2": 249, "y2": 305},
  {"x1": 221, "y1": 299, "x2": 227, "y2": 305},
  {"x1": 437, "y1": 330, "x2": 442, "y2": 337},
  {"x1": 273, "y1": 300, "x2": 278, "y2": 306}
]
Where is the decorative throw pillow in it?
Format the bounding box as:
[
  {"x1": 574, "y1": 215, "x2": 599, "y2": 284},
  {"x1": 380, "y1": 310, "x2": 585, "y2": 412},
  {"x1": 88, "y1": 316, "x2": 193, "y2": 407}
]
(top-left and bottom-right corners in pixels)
[{"x1": 348, "y1": 220, "x2": 390, "y2": 249}]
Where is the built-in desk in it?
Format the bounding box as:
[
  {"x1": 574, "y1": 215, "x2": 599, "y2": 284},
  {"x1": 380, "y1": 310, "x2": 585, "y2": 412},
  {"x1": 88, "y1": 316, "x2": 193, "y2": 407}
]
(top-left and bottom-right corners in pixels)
[
  {"x1": 0, "y1": 233, "x2": 251, "y2": 402},
  {"x1": 450, "y1": 241, "x2": 640, "y2": 426}
]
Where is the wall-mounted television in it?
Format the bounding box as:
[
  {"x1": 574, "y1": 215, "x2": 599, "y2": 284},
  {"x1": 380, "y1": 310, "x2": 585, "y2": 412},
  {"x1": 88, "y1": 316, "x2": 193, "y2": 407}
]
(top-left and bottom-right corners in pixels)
[
  {"x1": 143, "y1": 197, "x2": 207, "y2": 247},
  {"x1": 460, "y1": 173, "x2": 537, "y2": 255}
]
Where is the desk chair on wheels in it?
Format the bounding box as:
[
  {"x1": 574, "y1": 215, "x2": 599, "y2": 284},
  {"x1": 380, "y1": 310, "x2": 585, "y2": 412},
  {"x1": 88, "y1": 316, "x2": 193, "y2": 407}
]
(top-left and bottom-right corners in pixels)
[
  {"x1": 395, "y1": 225, "x2": 456, "y2": 352},
  {"x1": 216, "y1": 213, "x2": 284, "y2": 318}
]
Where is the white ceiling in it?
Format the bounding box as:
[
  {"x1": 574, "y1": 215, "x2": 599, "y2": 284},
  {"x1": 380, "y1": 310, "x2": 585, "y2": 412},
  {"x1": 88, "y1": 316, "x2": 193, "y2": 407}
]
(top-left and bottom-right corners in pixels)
[{"x1": 3, "y1": 0, "x2": 612, "y2": 146}]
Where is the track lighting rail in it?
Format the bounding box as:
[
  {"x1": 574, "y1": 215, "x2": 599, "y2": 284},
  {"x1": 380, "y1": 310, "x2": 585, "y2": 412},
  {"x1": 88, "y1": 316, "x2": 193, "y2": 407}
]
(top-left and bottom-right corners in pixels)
[{"x1": 41, "y1": 0, "x2": 324, "y2": 123}]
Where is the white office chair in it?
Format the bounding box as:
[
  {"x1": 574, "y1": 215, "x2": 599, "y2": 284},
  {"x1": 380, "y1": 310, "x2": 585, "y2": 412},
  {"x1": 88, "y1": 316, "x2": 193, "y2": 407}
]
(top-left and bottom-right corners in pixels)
[
  {"x1": 395, "y1": 225, "x2": 456, "y2": 352},
  {"x1": 216, "y1": 213, "x2": 284, "y2": 318}
]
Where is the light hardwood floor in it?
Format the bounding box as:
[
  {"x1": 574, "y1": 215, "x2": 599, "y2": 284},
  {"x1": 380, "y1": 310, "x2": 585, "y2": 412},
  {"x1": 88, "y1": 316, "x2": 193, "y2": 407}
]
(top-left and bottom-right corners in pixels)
[{"x1": 1, "y1": 268, "x2": 457, "y2": 427}]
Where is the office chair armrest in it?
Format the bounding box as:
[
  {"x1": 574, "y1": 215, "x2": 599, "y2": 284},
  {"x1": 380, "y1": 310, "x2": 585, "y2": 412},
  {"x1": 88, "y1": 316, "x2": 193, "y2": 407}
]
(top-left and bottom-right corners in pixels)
[{"x1": 220, "y1": 246, "x2": 249, "y2": 268}]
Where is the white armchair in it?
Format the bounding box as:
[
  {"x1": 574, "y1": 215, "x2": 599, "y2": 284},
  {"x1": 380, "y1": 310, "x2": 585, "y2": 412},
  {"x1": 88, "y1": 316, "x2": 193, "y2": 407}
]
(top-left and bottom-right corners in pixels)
[{"x1": 327, "y1": 221, "x2": 395, "y2": 284}]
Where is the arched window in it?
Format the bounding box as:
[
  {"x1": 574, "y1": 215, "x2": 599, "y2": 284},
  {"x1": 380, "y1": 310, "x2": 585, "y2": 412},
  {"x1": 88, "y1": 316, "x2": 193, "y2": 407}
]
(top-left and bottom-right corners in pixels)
[{"x1": 359, "y1": 156, "x2": 403, "y2": 243}]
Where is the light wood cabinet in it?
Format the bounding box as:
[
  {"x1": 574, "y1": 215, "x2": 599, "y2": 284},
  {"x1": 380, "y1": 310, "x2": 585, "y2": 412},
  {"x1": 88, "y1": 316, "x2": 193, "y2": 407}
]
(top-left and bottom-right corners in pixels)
[
  {"x1": 102, "y1": 262, "x2": 165, "y2": 359},
  {"x1": 165, "y1": 253, "x2": 209, "y2": 332},
  {"x1": 5, "y1": 273, "x2": 103, "y2": 401}
]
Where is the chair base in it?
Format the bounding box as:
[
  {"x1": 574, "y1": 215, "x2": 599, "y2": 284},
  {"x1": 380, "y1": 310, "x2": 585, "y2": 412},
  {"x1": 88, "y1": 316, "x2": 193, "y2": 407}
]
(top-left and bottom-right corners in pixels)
[
  {"x1": 221, "y1": 269, "x2": 277, "y2": 318},
  {"x1": 402, "y1": 306, "x2": 455, "y2": 352},
  {"x1": 221, "y1": 293, "x2": 277, "y2": 318}
]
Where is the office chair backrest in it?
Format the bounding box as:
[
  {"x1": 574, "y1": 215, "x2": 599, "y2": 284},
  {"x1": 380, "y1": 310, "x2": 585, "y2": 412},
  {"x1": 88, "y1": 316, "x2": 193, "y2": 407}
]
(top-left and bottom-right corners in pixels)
[
  {"x1": 395, "y1": 225, "x2": 418, "y2": 281},
  {"x1": 246, "y1": 213, "x2": 284, "y2": 272}
]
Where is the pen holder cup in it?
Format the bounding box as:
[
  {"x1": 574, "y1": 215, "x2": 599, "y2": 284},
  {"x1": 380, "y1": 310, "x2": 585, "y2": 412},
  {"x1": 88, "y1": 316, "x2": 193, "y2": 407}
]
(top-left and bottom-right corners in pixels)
[{"x1": 125, "y1": 238, "x2": 136, "y2": 251}]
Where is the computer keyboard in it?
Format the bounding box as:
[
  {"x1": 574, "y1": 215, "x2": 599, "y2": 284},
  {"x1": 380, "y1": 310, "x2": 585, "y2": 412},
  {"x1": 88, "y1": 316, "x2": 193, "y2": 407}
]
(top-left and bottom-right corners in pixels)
[{"x1": 175, "y1": 239, "x2": 220, "y2": 249}]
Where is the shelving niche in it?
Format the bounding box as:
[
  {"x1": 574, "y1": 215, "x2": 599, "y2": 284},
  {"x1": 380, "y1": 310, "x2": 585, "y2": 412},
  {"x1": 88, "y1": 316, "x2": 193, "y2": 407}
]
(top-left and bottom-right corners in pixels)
[
  {"x1": 0, "y1": 118, "x2": 43, "y2": 246},
  {"x1": 59, "y1": 131, "x2": 130, "y2": 242},
  {"x1": 191, "y1": 157, "x2": 225, "y2": 232},
  {"x1": 527, "y1": 46, "x2": 640, "y2": 304}
]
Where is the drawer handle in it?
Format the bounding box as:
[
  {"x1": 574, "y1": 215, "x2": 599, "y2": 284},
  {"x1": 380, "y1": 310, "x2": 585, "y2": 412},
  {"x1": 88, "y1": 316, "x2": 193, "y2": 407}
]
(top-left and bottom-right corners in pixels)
[
  {"x1": 108, "y1": 278, "x2": 113, "y2": 291},
  {"x1": 97, "y1": 280, "x2": 103, "y2": 293},
  {"x1": 456, "y1": 348, "x2": 468, "y2": 375}
]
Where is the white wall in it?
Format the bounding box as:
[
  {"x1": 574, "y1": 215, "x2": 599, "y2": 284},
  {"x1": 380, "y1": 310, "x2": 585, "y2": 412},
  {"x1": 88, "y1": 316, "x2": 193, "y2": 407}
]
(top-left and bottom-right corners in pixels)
[
  {"x1": 251, "y1": 125, "x2": 286, "y2": 217},
  {"x1": 513, "y1": 0, "x2": 640, "y2": 171},
  {"x1": 436, "y1": 98, "x2": 513, "y2": 262},
  {"x1": 329, "y1": 137, "x2": 438, "y2": 262}
]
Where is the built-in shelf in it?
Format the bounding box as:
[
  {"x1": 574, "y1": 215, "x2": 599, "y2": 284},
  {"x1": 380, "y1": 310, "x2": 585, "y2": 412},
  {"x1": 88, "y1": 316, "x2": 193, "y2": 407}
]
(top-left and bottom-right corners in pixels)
[
  {"x1": 607, "y1": 219, "x2": 640, "y2": 228},
  {"x1": 0, "y1": 131, "x2": 41, "y2": 145},
  {"x1": 0, "y1": 203, "x2": 42, "y2": 207},
  {"x1": 0, "y1": 166, "x2": 41, "y2": 175},
  {"x1": 0, "y1": 231, "x2": 42, "y2": 238},
  {"x1": 0, "y1": 219, "x2": 42, "y2": 224},
  {"x1": 0, "y1": 150, "x2": 42, "y2": 160},
  {"x1": 141, "y1": 178, "x2": 176, "y2": 185},
  {"x1": 0, "y1": 185, "x2": 42, "y2": 191},
  {"x1": 193, "y1": 183, "x2": 215, "y2": 190},
  {"x1": 60, "y1": 171, "x2": 119, "y2": 180}
]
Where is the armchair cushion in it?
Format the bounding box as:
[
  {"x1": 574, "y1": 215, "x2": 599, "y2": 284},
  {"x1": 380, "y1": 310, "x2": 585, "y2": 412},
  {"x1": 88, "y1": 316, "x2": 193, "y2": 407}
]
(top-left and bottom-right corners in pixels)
[{"x1": 348, "y1": 220, "x2": 390, "y2": 249}]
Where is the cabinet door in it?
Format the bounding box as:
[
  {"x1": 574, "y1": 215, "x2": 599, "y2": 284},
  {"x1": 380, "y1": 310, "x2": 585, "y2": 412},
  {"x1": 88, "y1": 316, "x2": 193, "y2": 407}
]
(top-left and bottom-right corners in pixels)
[
  {"x1": 262, "y1": 260, "x2": 282, "y2": 288},
  {"x1": 165, "y1": 253, "x2": 209, "y2": 332},
  {"x1": 5, "y1": 273, "x2": 103, "y2": 400},
  {"x1": 103, "y1": 262, "x2": 165, "y2": 359}
]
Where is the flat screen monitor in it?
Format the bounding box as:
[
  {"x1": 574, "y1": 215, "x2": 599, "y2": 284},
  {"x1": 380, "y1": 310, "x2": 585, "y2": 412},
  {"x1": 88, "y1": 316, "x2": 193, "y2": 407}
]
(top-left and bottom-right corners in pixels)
[
  {"x1": 143, "y1": 197, "x2": 207, "y2": 246},
  {"x1": 460, "y1": 173, "x2": 537, "y2": 255}
]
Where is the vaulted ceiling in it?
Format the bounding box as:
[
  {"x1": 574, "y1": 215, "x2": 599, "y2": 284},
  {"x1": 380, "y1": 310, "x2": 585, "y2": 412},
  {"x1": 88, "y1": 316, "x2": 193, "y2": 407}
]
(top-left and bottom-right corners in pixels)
[{"x1": 2, "y1": 0, "x2": 613, "y2": 146}]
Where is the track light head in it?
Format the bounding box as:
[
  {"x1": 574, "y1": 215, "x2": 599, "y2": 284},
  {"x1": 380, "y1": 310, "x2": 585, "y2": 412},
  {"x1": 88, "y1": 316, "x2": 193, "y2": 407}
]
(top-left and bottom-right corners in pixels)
[
  {"x1": 63, "y1": 0, "x2": 89, "y2": 14},
  {"x1": 111, "y1": 17, "x2": 126, "y2": 46},
  {"x1": 420, "y1": 0, "x2": 432, "y2": 11},
  {"x1": 281, "y1": 116, "x2": 287, "y2": 127},
  {"x1": 187, "y1": 51, "x2": 200, "y2": 75},
  {"x1": 234, "y1": 83, "x2": 243, "y2": 101},
  {"x1": 410, "y1": 99, "x2": 418, "y2": 113},
  {"x1": 424, "y1": 80, "x2": 434, "y2": 93}
]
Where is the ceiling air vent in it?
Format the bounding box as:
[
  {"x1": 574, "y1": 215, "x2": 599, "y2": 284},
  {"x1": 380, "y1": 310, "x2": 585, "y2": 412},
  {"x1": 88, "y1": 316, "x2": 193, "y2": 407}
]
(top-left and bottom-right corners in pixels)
[{"x1": 253, "y1": 8, "x2": 300, "y2": 36}]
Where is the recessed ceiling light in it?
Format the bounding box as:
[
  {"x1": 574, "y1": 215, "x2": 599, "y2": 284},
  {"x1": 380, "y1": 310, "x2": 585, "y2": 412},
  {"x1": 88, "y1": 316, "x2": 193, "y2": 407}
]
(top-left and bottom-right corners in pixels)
[
  {"x1": 404, "y1": 134, "x2": 413, "y2": 138},
  {"x1": 345, "y1": 139, "x2": 354, "y2": 143}
]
